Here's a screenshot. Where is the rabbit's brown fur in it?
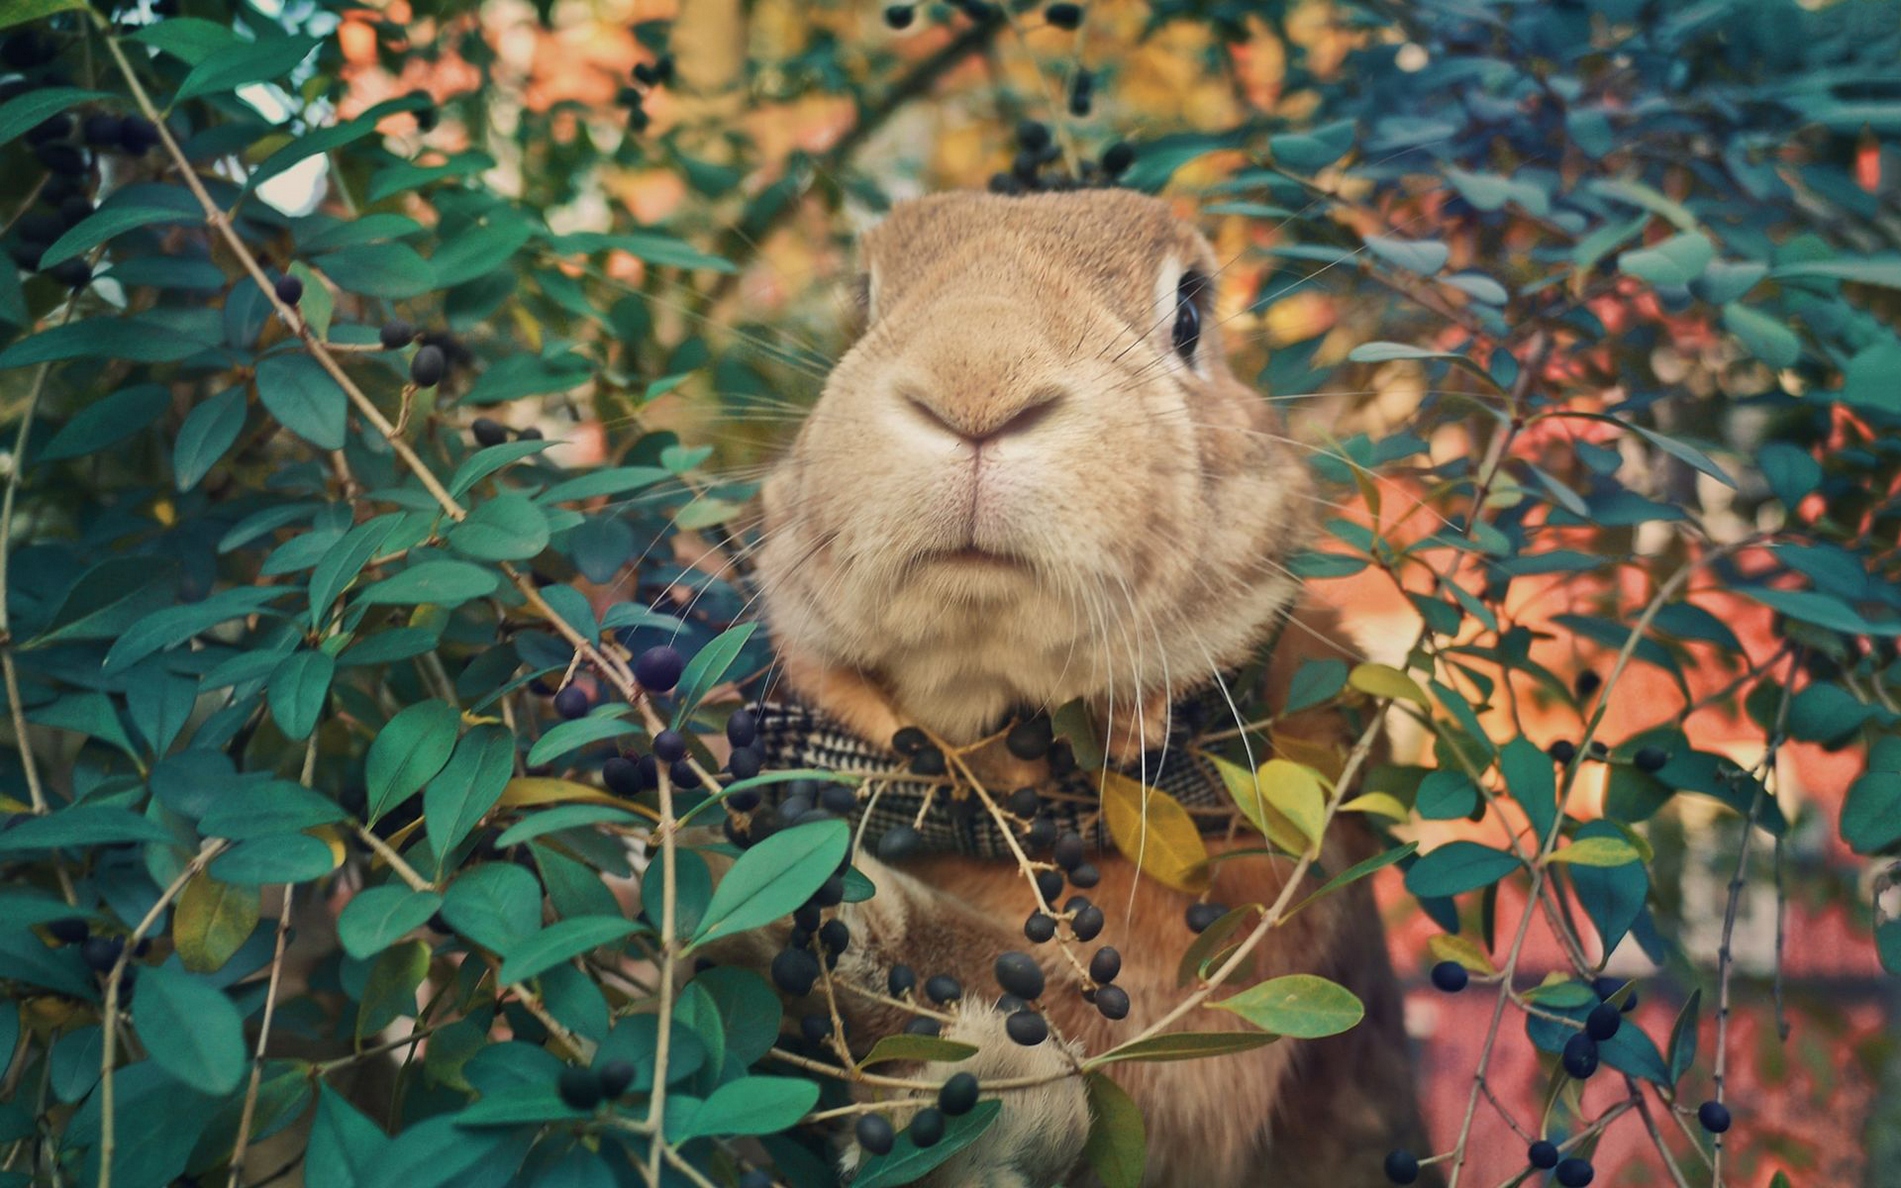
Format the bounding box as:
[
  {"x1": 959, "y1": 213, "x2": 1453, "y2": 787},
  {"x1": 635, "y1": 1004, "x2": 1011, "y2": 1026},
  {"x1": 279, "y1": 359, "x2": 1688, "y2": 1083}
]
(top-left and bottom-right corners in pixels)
[{"x1": 751, "y1": 190, "x2": 1434, "y2": 1186}]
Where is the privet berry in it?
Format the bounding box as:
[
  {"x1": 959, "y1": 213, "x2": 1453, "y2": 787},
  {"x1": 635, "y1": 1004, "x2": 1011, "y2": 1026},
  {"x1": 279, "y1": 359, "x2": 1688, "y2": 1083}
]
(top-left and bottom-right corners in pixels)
[
  {"x1": 1383, "y1": 1149, "x2": 1420, "y2": 1184},
  {"x1": 1068, "y1": 863, "x2": 1100, "y2": 889},
  {"x1": 1071, "y1": 904, "x2": 1105, "y2": 941},
  {"x1": 1430, "y1": 961, "x2": 1469, "y2": 993},
  {"x1": 1527, "y1": 1139, "x2": 1560, "y2": 1169},
  {"x1": 1095, "y1": 984, "x2": 1130, "y2": 1020},
  {"x1": 597, "y1": 1059, "x2": 635, "y2": 1098},
  {"x1": 1634, "y1": 745, "x2": 1669, "y2": 773},
  {"x1": 1006, "y1": 715, "x2": 1052, "y2": 759},
  {"x1": 553, "y1": 684, "x2": 590, "y2": 719},
  {"x1": 904, "y1": 1017, "x2": 942, "y2": 1037},
  {"x1": 892, "y1": 726, "x2": 928, "y2": 756},
  {"x1": 82, "y1": 113, "x2": 122, "y2": 147},
  {"x1": 799, "y1": 1013, "x2": 833, "y2": 1044},
  {"x1": 81, "y1": 935, "x2": 122, "y2": 973},
  {"x1": 557, "y1": 1066, "x2": 602, "y2": 1110},
  {"x1": 924, "y1": 974, "x2": 963, "y2": 1004},
  {"x1": 1052, "y1": 831, "x2": 1085, "y2": 870},
  {"x1": 812, "y1": 874, "x2": 846, "y2": 908},
  {"x1": 1554, "y1": 1157, "x2": 1594, "y2": 1187},
  {"x1": 1561, "y1": 1033, "x2": 1599, "y2": 1079},
  {"x1": 47, "y1": 917, "x2": 89, "y2": 945},
  {"x1": 274, "y1": 274, "x2": 303, "y2": 305},
  {"x1": 1024, "y1": 911, "x2": 1057, "y2": 943},
  {"x1": 1045, "y1": 2, "x2": 1082, "y2": 29},
  {"x1": 635, "y1": 645, "x2": 685, "y2": 691},
  {"x1": 1548, "y1": 739, "x2": 1578, "y2": 764},
  {"x1": 1005, "y1": 1009, "x2": 1048, "y2": 1046},
  {"x1": 1025, "y1": 815, "x2": 1058, "y2": 850},
  {"x1": 726, "y1": 709, "x2": 758, "y2": 748},
  {"x1": 379, "y1": 320, "x2": 415, "y2": 350},
  {"x1": 471, "y1": 417, "x2": 509, "y2": 447},
  {"x1": 855, "y1": 1113, "x2": 895, "y2": 1156},
  {"x1": 1697, "y1": 1100, "x2": 1731, "y2": 1134},
  {"x1": 410, "y1": 344, "x2": 446, "y2": 387},
  {"x1": 883, "y1": 4, "x2": 915, "y2": 29},
  {"x1": 909, "y1": 1106, "x2": 946, "y2": 1148},
  {"x1": 603, "y1": 757, "x2": 641, "y2": 797},
  {"x1": 1185, "y1": 902, "x2": 1226, "y2": 933},
  {"x1": 1035, "y1": 869, "x2": 1065, "y2": 903},
  {"x1": 1593, "y1": 977, "x2": 1638, "y2": 1011},
  {"x1": 820, "y1": 785, "x2": 857, "y2": 815},
  {"x1": 1005, "y1": 787, "x2": 1040, "y2": 817},
  {"x1": 888, "y1": 963, "x2": 918, "y2": 997},
  {"x1": 939, "y1": 1071, "x2": 978, "y2": 1115},
  {"x1": 819, "y1": 919, "x2": 851, "y2": 957},
  {"x1": 909, "y1": 746, "x2": 947, "y2": 776},
  {"x1": 1068, "y1": 69, "x2": 1094, "y2": 117},
  {"x1": 995, "y1": 952, "x2": 1045, "y2": 1000},
  {"x1": 771, "y1": 947, "x2": 819, "y2": 996},
  {"x1": 728, "y1": 746, "x2": 763, "y2": 779},
  {"x1": 1585, "y1": 1001, "x2": 1622, "y2": 1041},
  {"x1": 1101, "y1": 141, "x2": 1135, "y2": 176},
  {"x1": 878, "y1": 825, "x2": 921, "y2": 861},
  {"x1": 1089, "y1": 946, "x2": 1121, "y2": 984},
  {"x1": 653, "y1": 729, "x2": 687, "y2": 762}
]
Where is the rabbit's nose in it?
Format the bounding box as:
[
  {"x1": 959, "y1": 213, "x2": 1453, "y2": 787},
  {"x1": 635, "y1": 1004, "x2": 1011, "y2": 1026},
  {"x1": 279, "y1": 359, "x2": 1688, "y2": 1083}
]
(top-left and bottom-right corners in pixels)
[{"x1": 903, "y1": 384, "x2": 1066, "y2": 447}]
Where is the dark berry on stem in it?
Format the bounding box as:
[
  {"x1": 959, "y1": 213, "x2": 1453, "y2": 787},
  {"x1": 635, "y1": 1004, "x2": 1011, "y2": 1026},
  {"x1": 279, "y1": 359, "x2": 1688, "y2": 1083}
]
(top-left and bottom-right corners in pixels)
[
  {"x1": 856, "y1": 1113, "x2": 895, "y2": 1156},
  {"x1": 1554, "y1": 1158, "x2": 1594, "y2": 1187},
  {"x1": 892, "y1": 726, "x2": 928, "y2": 756},
  {"x1": 1035, "y1": 869, "x2": 1064, "y2": 903},
  {"x1": 81, "y1": 935, "x2": 122, "y2": 972},
  {"x1": 878, "y1": 825, "x2": 921, "y2": 861},
  {"x1": 410, "y1": 344, "x2": 446, "y2": 387},
  {"x1": 274, "y1": 274, "x2": 303, "y2": 305},
  {"x1": 1574, "y1": 670, "x2": 1602, "y2": 698},
  {"x1": 925, "y1": 974, "x2": 963, "y2": 1004},
  {"x1": 883, "y1": 4, "x2": 914, "y2": 28},
  {"x1": 1025, "y1": 815, "x2": 1057, "y2": 850},
  {"x1": 995, "y1": 952, "x2": 1045, "y2": 1000},
  {"x1": 794, "y1": 903, "x2": 822, "y2": 932},
  {"x1": 1068, "y1": 70, "x2": 1093, "y2": 117},
  {"x1": 888, "y1": 964, "x2": 917, "y2": 997},
  {"x1": 799, "y1": 1013, "x2": 833, "y2": 1044},
  {"x1": 904, "y1": 1017, "x2": 941, "y2": 1036},
  {"x1": 48, "y1": 917, "x2": 89, "y2": 945},
  {"x1": 909, "y1": 1106, "x2": 946, "y2": 1148},
  {"x1": 669, "y1": 758, "x2": 698, "y2": 788},
  {"x1": 83, "y1": 113, "x2": 121, "y2": 146},
  {"x1": 597, "y1": 1059, "x2": 635, "y2": 1097},
  {"x1": 1095, "y1": 984, "x2": 1131, "y2": 1020},
  {"x1": 819, "y1": 919, "x2": 850, "y2": 957},
  {"x1": 518, "y1": 426, "x2": 544, "y2": 441},
  {"x1": 1430, "y1": 961, "x2": 1469, "y2": 993},
  {"x1": 1548, "y1": 740, "x2": 1577, "y2": 764},
  {"x1": 635, "y1": 645, "x2": 684, "y2": 692},
  {"x1": 1016, "y1": 120, "x2": 1051, "y2": 151},
  {"x1": 380, "y1": 320, "x2": 415, "y2": 350},
  {"x1": 47, "y1": 258, "x2": 90, "y2": 288},
  {"x1": 1102, "y1": 141, "x2": 1135, "y2": 176},
  {"x1": 820, "y1": 785, "x2": 857, "y2": 815},
  {"x1": 1634, "y1": 745, "x2": 1668, "y2": 773},
  {"x1": 1561, "y1": 1033, "x2": 1599, "y2": 1079},
  {"x1": 553, "y1": 684, "x2": 590, "y2": 719},
  {"x1": 1005, "y1": 1010, "x2": 1048, "y2": 1046},
  {"x1": 812, "y1": 874, "x2": 845, "y2": 908},
  {"x1": 1025, "y1": 911, "x2": 1057, "y2": 943},
  {"x1": 1383, "y1": 1149, "x2": 1420, "y2": 1184},
  {"x1": 1071, "y1": 904, "x2": 1104, "y2": 941},
  {"x1": 471, "y1": 417, "x2": 509, "y2": 447},
  {"x1": 771, "y1": 947, "x2": 819, "y2": 996},
  {"x1": 557, "y1": 1066, "x2": 602, "y2": 1110},
  {"x1": 1006, "y1": 787, "x2": 1040, "y2": 817},
  {"x1": 939, "y1": 1071, "x2": 979, "y2": 1115},
  {"x1": 1089, "y1": 946, "x2": 1121, "y2": 984},
  {"x1": 909, "y1": 746, "x2": 946, "y2": 776},
  {"x1": 119, "y1": 115, "x2": 158, "y2": 155},
  {"x1": 726, "y1": 709, "x2": 758, "y2": 748},
  {"x1": 1006, "y1": 715, "x2": 1052, "y2": 759},
  {"x1": 1697, "y1": 1100, "x2": 1731, "y2": 1134},
  {"x1": 1045, "y1": 2, "x2": 1083, "y2": 29},
  {"x1": 1593, "y1": 977, "x2": 1638, "y2": 1011},
  {"x1": 728, "y1": 746, "x2": 762, "y2": 780},
  {"x1": 653, "y1": 729, "x2": 687, "y2": 762},
  {"x1": 1068, "y1": 862, "x2": 1100, "y2": 889},
  {"x1": 1528, "y1": 1139, "x2": 1560, "y2": 1169},
  {"x1": 739, "y1": 1172, "x2": 770, "y2": 1188},
  {"x1": 1052, "y1": 831, "x2": 1085, "y2": 871},
  {"x1": 1186, "y1": 902, "x2": 1226, "y2": 933},
  {"x1": 1586, "y1": 1001, "x2": 1622, "y2": 1041}
]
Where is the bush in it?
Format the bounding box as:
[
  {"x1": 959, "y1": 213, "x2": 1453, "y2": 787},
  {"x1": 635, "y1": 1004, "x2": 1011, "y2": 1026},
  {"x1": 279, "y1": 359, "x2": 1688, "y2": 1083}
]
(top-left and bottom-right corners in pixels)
[{"x1": 1, "y1": 0, "x2": 1897, "y2": 1184}]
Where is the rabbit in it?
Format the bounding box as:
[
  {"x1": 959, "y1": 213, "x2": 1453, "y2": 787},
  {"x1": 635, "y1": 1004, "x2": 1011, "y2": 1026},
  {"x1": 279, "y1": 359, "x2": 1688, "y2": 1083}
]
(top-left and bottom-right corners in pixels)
[{"x1": 741, "y1": 188, "x2": 1436, "y2": 1187}]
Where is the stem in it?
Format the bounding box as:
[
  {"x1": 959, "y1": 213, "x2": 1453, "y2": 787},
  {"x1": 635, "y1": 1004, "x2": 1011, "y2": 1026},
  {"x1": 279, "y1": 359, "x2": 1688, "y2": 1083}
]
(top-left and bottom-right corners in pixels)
[
  {"x1": 225, "y1": 886, "x2": 295, "y2": 1188},
  {"x1": 641, "y1": 764, "x2": 680, "y2": 1186}
]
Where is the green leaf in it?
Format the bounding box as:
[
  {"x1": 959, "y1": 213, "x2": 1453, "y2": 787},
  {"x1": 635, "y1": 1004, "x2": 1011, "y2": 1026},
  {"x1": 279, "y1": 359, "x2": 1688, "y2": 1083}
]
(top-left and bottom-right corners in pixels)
[
  {"x1": 447, "y1": 439, "x2": 555, "y2": 498},
  {"x1": 1287, "y1": 841, "x2": 1418, "y2": 919},
  {"x1": 1210, "y1": 973, "x2": 1364, "y2": 1038},
  {"x1": 174, "y1": 874, "x2": 260, "y2": 974},
  {"x1": 1625, "y1": 423, "x2": 1737, "y2": 490},
  {"x1": 1588, "y1": 178, "x2": 1698, "y2": 231},
  {"x1": 39, "y1": 202, "x2": 200, "y2": 269},
  {"x1": 423, "y1": 724, "x2": 515, "y2": 864},
  {"x1": 338, "y1": 886, "x2": 445, "y2": 959},
  {"x1": 305, "y1": 1083, "x2": 390, "y2": 1188},
  {"x1": 37, "y1": 384, "x2": 169, "y2": 462},
  {"x1": 1546, "y1": 836, "x2": 1644, "y2": 867},
  {"x1": 197, "y1": 778, "x2": 345, "y2": 839},
  {"x1": 1842, "y1": 339, "x2": 1901, "y2": 413},
  {"x1": 1842, "y1": 738, "x2": 1901, "y2": 854},
  {"x1": 1619, "y1": 232, "x2": 1715, "y2": 286},
  {"x1": 431, "y1": 218, "x2": 534, "y2": 289},
  {"x1": 128, "y1": 18, "x2": 241, "y2": 63},
  {"x1": 255, "y1": 354, "x2": 346, "y2": 450},
  {"x1": 690, "y1": 820, "x2": 849, "y2": 946},
  {"x1": 858, "y1": 1034, "x2": 979, "y2": 1067},
  {"x1": 1247, "y1": 759, "x2": 1326, "y2": 847},
  {"x1": 133, "y1": 963, "x2": 247, "y2": 1094},
  {"x1": 640, "y1": 844, "x2": 712, "y2": 937},
  {"x1": 492, "y1": 803, "x2": 638, "y2": 847},
  {"x1": 1772, "y1": 256, "x2": 1901, "y2": 288},
  {"x1": 0, "y1": 1, "x2": 86, "y2": 34},
  {"x1": 267, "y1": 649, "x2": 334, "y2": 740},
  {"x1": 672, "y1": 621, "x2": 758, "y2": 726},
  {"x1": 0, "y1": 317, "x2": 216, "y2": 368},
  {"x1": 176, "y1": 35, "x2": 320, "y2": 102},
  {"x1": 209, "y1": 833, "x2": 338, "y2": 885},
  {"x1": 317, "y1": 243, "x2": 436, "y2": 300},
  {"x1": 358, "y1": 939, "x2": 429, "y2": 1038},
  {"x1": 1363, "y1": 235, "x2": 1449, "y2": 275},
  {"x1": 449, "y1": 493, "x2": 549, "y2": 561},
  {"x1": 1403, "y1": 841, "x2": 1521, "y2": 898},
  {"x1": 1081, "y1": 1072, "x2": 1147, "y2": 1188},
  {"x1": 441, "y1": 862, "x2": 543, "y2": 953},
  {"x1": 309, "y1": 517, "x2": 396, "y2": 628},
  {"x1": 174, "y1": 386, "x2": 247, "y2": 491},
  {"x1": 1667, "y1": 987, "x2": 1701, "y2": 1082},
  {"x1": 1721, "y1": 303, "x2": 1801, "y2": 369},
  {"x1": 1348, "y1": 662, "x2": 1430, "y2": 705},
  {"x1": 498, "y1": 916, "x2": 636, "y2": 985},
  {"x1": 1738, "y1": 586, "x2": 1888, "y2": 636},
  {"x1": 0, "y1": 87, "x2": 112, "y2": 149},
  {"x1": 0, "y1": 805, "x2": 176, "y2": 854},
  {"x1": 1267, "y1": 119, "x2": 1354, "y2": 173},
  {"x1": 665, "y1": 1076, "x2": 818, "y2": 1143},
  {"x1": 536, "y1": 465, "x2": 672, "y2": 505},
  {"x1": 1091, "y1": 1030, "x2": 1280, "y2": 1065},
  {"x1": 524, "y1": 712, "x2": 637, "y2": 768},
  {"x1": 359, "y1": 558, "x2": 500, "y2": 608},
  {"x1": 550, "y1": 231, "x2": 736, "y2": 273},
  {"x1": 1499, "y1": 737, "x2": 1557, "y2": 843},
  {"x1": 366, "y1": 700, "x2": 462, "y2": 822},
  {"x1": 852, "y1": 1100, "x2": 1002, "y2": 1188}
]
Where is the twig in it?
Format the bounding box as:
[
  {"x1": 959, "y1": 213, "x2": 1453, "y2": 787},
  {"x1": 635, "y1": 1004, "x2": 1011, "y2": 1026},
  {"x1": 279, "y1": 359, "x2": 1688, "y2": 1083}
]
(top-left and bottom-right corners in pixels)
[
  {"x1": 641, "y1": 763, "x2": 682, "y2": 1186},
  {"x1": 225, "y1": 885, "x2": 296, "y2": 1188},
  {"x1": 1628, "y1": 1077, "x2": 1693, "y2": 1188},
  {"x1": 352, "y1": 823, "x2": 433, "y2": 892}
]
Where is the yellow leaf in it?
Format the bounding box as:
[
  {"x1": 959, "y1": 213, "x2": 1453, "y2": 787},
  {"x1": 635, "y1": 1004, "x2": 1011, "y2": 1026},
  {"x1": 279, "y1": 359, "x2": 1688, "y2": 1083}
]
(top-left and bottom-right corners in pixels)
[
  {"x1": 174, "y1": 874, "x2": 259, "y2": 975},
  {"x1": 1267, "y1": 727, "x2": 1345, "y2": 784},
  {"x1": 1099, "y1": 771, "x2": 1210, "y2": 894},
  {"x1": 1348, "y1": 662, "x2": 1430, "y2": 706},
  {"x1": 1428, "y1": 933, "x2": 1497, "y2": 975},
  {"x1": 500, "y1": 777, "x2": 625, "y2": 809},
  {"x1": 1340, "y1": 791, "x2": 1409, "y2": 821},
  {"x1": 1208, "y1": 754, "x2": 1307, "y2": 856},
  {"x1": 1253, "y1": 759, "x2": 1327, "y2": 848},
  {"x1": 1545, "y1": 836, "x2": 1643, "y2": 867}
]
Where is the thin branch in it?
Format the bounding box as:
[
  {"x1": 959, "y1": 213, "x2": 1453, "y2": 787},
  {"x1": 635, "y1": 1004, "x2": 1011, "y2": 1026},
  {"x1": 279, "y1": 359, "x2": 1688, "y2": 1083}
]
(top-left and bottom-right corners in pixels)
[{"x1": 225, "y1": 885, "x2": 296, "y2": 1188}]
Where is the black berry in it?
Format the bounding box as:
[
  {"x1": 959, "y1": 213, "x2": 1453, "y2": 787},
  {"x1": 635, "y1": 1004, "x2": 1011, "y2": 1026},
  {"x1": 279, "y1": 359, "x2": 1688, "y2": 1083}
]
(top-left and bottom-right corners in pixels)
[
  {"x1": 471, "y1": 417, "x2": 509, "y2": 447},
  {"x1": 1005, "y1": 787, "x2": 1040, "y2": 817},
  {"x1": 47, "y1": 917, "x2": 89, "y2": 945},
  {"x1": 1045, "y1": 2, "x2": 1083, "y2": 29},
  {"x1": 811, "y1": 874, "x2": 845, "y2": 908},
  {"x1": 1697, "y1": 1100, "x2": 1731, "y2": 1134},
  {"x1": 938, "y1": 1071, "x2": 978, "y2": 1115},
  {"x1": 1024, "y1": 911, "x2": 1056, "y2": 943},
  {"x1": 819, "y1": 918, "x2": 850, "y2": 957},
  {"x1": 883, "y1": 4, "x2": 914, "y2": 28},
  {"x1": 1089, "y1": 946, "x2": 1121, "y2": 984},
  {"x1": 1068, "y1": 863, "x2": 1101, "y2": 889},
  {"x1": 1101, "y1": 141, "x2": 1135, "y2": 177},
  {"x1": 1005, "y1": 1010, "x2": 1048, "y2": 1046},
  {"x1": 82, "y1": 113, "x2": 121, "y2": 147},
  {"x1": 727, "y1": 746, "x2": 762, "y2": 780},
  {"x1": 1071, "y1": 904, "x2": 1104, "y2": 941},
  {"x1": 771, "y1": 946, "x2": 819, "y2": 996},
  {"x1": 1633, "y1": 746, "x2": 1668, "y2": 773},
  {"x1": 1383, "y1": 1149, "x2": 1420, "y2": 1184},
  {"x1": 1186, "y1": 903, "x2": 1226, "y2": 933},
  {"x1": 909, "y1": 1106, "x2": 945, "y2": 1148},
  {"x1": 46, "y1": 258, "x2": 90, "y2": 289},
  {"x1": 1585, "y1": 1001, "x2": 1622, "y2": 1041},
  {"x1": 903, "y1": 1017, "x2": 941, "y2": 1036},
  {"x1": 379, "y1": 320, "x2": 415, "y2": 350},
  {"x1": 1561, "y1": 1033, "x2": 1599, "y2": 1079},
  {"x1": 1528, "y1": 1139, "x2": 1560, "y2": 1169},
  {"x1": 909, "y1": 747, "x2": 946, "y2": 777},
  {"x1": 410, "y1": 344, "x2": 446, "y2": 387},
  {"x1": 118, "y1": 115, "x2": 158, "y2": 155},
  {"x1": 726, "y1": 709, "x2": 758, "y2": 748},
  {"x1": 820, "y1": 785, "x2": 856, "y2": 815},
  {"x1": 995, "y1": 952, "x2": 1045, "y2": 1000},
  {"x1": 1095, "y1": 984, "x2": 1130, "y2": 1020},
  {"x1": 878, "y1": 825, "x2": 921, "y2": 861},
  {"x1": 1035, "y1": 869, "x2": 1064, "y2": 903},
  {"x1": 1006, "y1": 715, "x2": 1052, "y2": 759},
  {"x1": 856, "y1": 1113, "x2": 895, "y2": 1156},
  {"x1": 1593, "y1": 977, "x2": 1637, "y2": 1011},
  {"x1": 1430, "y1": 961, "x2": 1469, "y2": 993},
  {"x1": 924, "y1": 974, "x2": 963, "y2": 1004},
  {"x1": 1068, "y1": 70, "x2": 1093, "y2": 117},
  {"x1": 81, "y1": 935, "x2": 122, "y2": 973},
  {"x1": 274, "y1": 274, "x2": 303, "y2": 305},
  {"x1": 553, "y1": 684, "x2": 590, "y2": 719},
  {"x1": 892, "y1": 726, "x2": 928, "y2": 756},
  {"x1": 799, "y1": 1013, "x2": 833, "y2": 1044},
  {"x1": 635, "y1": 646, "x2": 684, "y2": 692},
  {"x1": 1574, "y1": 670, "x2": 1602, "y2": 699},
  {"x1": 652, "y1": 729, "x2": 687, "y2": 762},
  {"x1": 1025, "y1": 815, "x2": 1057, "y2": 850},
  {"x1": 1548, "y1": 740, "x2": 1577, "y2": 764},
  {"x1": 1052, "y1": 831, "x2": 1085, "y2": 871},
  {"x1": 557, "y1": 1066, "x2": 602, "y2": 1110},
  {"x1": 1555, "y1": 1158, "x2": 1594, "y2": 1187},
  {"x1": 597, "y1": 1059, "x2": 635, "y2": 1097},
  {"x1": 888, "y1": 964, "x2": 917, "y2": 997}
]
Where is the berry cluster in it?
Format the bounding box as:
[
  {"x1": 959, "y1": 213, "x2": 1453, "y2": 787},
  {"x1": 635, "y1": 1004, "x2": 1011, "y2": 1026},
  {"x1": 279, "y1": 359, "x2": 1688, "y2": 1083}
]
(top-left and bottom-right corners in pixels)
[
  {"x1": 616, "y1": 52, "x2": 674, "y2": 133},
  {"x1": 854, "y1": 1069, "x2": 981, "y2": 1156},
  {"x1": 555, "y1": 1059, "x2": 637, "y2": 1110},
  {"x1": 44, "y1": 917, "x2": 146, "y2": 1000},
  {"x1": 986, "y1": 120, "x2": 1134, "y2": 196}
]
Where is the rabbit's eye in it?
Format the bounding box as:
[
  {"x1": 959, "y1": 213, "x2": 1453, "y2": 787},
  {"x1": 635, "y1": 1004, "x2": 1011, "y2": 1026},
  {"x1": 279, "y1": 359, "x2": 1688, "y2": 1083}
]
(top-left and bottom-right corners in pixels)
[{"x1": 1172, "y1": 270, "x2": 1205, "y2": 361}]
